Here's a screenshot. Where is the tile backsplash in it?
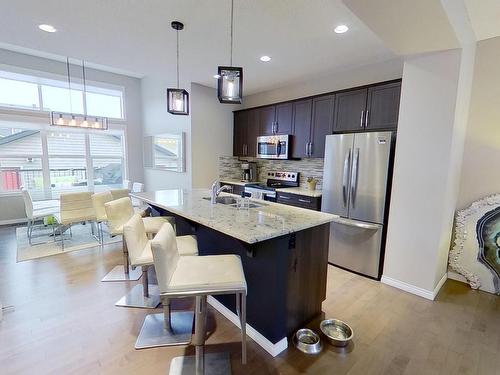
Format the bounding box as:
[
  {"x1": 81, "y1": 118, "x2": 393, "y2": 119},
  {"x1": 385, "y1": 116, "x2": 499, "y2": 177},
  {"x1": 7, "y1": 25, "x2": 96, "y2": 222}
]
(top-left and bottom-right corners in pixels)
[{"x1": 219, "y1": 156, "x2": 324, "y2": 189}]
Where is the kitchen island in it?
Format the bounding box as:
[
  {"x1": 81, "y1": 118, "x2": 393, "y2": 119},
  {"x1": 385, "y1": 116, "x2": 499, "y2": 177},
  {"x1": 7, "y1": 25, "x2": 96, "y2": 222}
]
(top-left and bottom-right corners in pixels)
[{"x1": 131, "y1": 189, "x2": 336, "y2": 356}]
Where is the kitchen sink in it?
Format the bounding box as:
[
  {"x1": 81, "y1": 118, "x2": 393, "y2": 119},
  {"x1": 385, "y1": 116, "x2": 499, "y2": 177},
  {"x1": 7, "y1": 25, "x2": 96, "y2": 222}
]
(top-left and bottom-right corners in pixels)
[{"x1": 202, "y1": 196, "x2": 238, "y2": 205}]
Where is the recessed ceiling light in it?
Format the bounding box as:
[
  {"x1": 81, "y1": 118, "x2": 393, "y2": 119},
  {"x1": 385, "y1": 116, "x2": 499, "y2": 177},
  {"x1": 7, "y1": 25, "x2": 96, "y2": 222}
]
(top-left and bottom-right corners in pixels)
[
  {"x1": 334, "y1": 24, "x2": 349, "y2": 34},
  {"x1": 38, "y1": 24, "x2": 57, "y2": 33},
  {"x1": 260, "y1": 55, "x2": 271, "y2": 62},
  {"x1": 213, "y1": 74, "x2": 221, "y2": 79}
]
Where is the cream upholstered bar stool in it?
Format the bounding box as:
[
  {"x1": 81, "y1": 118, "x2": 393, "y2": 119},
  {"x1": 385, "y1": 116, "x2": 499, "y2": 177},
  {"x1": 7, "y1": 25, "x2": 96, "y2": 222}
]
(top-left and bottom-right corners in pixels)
[
  {"x1": 54, "y1": 191, "x2": 97, "y2": 250},
  {"x1": 110, "y1": 188, "x2": 130, "y2": 200},
  {"x1": 101, "y1": 196, "x2": 170, "y2": 282},
  {"x1": 91, "y1": 191, "x2": 113, "y2": 245},
  {"x1": 151, "y1": 222, "x2": 247, "y2": 374},
  {"x1": 121, "y1": 214, "x2": 198, "y2": 312}
]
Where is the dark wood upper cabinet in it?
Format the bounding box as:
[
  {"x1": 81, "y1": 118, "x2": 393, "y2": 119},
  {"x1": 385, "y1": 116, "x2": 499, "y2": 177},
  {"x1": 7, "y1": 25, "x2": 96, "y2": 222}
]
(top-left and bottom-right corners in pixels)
[
  {"x1": 365, "y1": 82, "x2": 401, "y2": 130},
  {"x1": 233, "y1": 110, "x2": 247, "y2": 157},
  {"x1": 310, "y1": 95, "x2": 335, "y2": 158},
  {"x1": 275, "y1": 102, "x2": 293, "y2": 135},
  {"x1": 259, "y1": 106, "x2": 276, "y2": 135},
  {"x1": 246, "y1": 109, "x2": 259, "y2": 157},
  {"x1": 291, "y1": 99, "x2": 312, "y2": 158},
  {"x1": 333, "y1": 88, "x2": 368, "y2": 132}
]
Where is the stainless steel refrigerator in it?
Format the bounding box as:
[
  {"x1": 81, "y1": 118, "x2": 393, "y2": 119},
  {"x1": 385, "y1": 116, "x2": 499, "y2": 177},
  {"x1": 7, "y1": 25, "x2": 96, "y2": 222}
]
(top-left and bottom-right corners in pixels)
[{"x1": 321, "y1": 132, "x2": 393, "y2": 279}]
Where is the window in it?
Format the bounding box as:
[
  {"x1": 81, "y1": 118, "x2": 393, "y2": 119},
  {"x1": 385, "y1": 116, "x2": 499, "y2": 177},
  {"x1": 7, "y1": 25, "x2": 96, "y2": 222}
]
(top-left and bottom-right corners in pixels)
[
  {"x1": 47, "y1": 132, "x2": 88, "y2": 195},
  {"x1": 89, "y1": 133, "x2": 125, "y2": 191},
  {"x1": 0, "y1": 69, "x2": 125, "y2": 119},
  {"x1": 0, "y1": 78, "x2": 39, "y2": 110},
  {"x1": 0, "y1": 124, "x2": 127, "y2": 199}
]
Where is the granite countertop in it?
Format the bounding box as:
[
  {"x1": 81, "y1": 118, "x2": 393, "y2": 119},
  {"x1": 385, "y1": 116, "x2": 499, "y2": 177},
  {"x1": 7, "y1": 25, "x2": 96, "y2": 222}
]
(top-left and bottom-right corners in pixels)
[
  {"x1": 131, "y1": 189, "x2": 336, "y2": 244},
  {"x1": 221, "y1": 179, "x2": 322, "y2": 197}
]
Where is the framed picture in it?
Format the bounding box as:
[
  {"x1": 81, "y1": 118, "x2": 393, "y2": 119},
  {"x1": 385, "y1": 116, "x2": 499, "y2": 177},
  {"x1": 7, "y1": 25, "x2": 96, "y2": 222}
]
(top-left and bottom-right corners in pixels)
[{"x1": 143, "y1": 132, "x2": 185, "y2": 172}]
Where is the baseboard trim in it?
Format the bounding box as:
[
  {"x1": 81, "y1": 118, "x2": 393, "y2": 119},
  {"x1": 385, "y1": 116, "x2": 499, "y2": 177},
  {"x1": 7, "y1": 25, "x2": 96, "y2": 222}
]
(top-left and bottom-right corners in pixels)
[
  {"x1": 0, "y1": 218, "x2": 27, "y2": 226},
  {"x1": 207, "y1": 296, "x2": 288, "y2": 357},
  {"x1": 381, "y1": 274, "x2": 447, "y2": 301}
]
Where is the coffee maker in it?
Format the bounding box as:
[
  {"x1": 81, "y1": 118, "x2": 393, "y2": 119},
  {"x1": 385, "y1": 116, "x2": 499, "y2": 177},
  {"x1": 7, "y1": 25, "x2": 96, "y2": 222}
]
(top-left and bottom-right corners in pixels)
[{"x1": 241, "y1": 162, "x2": 257, "y2": 182}]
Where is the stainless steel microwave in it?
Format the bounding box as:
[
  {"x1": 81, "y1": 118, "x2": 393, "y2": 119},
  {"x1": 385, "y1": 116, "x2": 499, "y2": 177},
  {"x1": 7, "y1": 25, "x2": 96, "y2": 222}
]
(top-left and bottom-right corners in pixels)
[{"x1": 256, "y1": 135, "x2": 290, "y2": 159}]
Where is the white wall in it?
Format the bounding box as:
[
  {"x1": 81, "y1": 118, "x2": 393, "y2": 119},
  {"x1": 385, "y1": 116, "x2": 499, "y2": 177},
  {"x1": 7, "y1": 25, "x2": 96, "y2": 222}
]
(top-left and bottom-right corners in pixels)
[
  {"x1": 458, "y1": 36, "x2": 500, "y2": 208},
  {"x1": 141, "y1": 79, "x2": 234, "y2": 190},
  {"x1": 191, "y1": 83, "x2": 235, "y2": 188},
  {"x1": 241, "y1": 58, "x2": 403, "y2": 108},
  {"x1": 382, "y1": 49, "x2": 468, "y2": 295},
  {"x1": 141, "y1": 75, "x2": 192, "y2": 190}
]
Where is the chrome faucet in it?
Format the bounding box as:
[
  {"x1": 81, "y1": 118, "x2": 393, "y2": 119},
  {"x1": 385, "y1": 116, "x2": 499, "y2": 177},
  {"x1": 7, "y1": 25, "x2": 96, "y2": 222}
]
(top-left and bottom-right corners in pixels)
[{"x1": 211, "y1": 179, "x2": 232, "y2": 204}]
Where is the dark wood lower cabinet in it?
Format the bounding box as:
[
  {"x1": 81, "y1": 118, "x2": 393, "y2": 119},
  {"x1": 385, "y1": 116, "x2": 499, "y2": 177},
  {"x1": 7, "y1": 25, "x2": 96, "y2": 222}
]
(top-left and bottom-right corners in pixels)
[{"x1": 277, "y1": 192, "x2": 322, "y2": 211}]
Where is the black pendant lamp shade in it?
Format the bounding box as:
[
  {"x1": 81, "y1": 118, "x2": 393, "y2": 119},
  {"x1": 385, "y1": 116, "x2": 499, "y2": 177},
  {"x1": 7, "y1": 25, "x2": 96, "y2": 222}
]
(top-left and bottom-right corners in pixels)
[
  {"x1": 217, "y1": 0, "x2": 243, "y2": 104},
  {"x1": 217, "y1": 66, "x2": 243, "y2": 104},
  {"x1": 167, "y1": 21, "x2": 189, "y2": 115}
]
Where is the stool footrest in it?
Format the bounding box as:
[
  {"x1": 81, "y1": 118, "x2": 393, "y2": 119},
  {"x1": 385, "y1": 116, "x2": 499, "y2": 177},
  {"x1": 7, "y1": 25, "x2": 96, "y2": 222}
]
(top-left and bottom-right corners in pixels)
[
  {"x1": 169, "y1": 352, "x2": 232, "y2": 375},
  {"x1": 101, "y1": 265, "x2": 142, "y2": 282},
  {"x1": 135, "y1": 311, "x2": 194, "y2": 349},
  {"x1": 115, "y1": 284, "x2": 160, "y2": 308}
]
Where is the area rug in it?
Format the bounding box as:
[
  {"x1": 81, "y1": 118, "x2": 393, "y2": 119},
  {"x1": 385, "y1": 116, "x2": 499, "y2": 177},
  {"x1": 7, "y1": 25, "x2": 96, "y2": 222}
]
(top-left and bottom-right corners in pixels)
[{"x1": 16, "y1": 224, "x2": 121, "y2": 262}]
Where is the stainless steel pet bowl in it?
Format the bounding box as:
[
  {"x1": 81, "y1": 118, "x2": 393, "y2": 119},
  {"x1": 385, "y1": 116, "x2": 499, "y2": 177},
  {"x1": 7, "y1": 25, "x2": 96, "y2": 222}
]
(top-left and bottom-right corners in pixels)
[
  {"x1": 293, "y1": 328, "x2": 322, "y2": 354},
  {"x1": 320, "y1": 319, "x2": 353, "y2": 347}
]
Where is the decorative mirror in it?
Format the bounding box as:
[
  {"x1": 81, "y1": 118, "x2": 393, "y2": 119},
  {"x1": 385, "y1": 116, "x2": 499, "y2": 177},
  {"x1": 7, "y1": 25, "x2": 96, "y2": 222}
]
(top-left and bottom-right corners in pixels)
[{"x1": 143, "y1": 133, "x2": 185, "y2": 172}]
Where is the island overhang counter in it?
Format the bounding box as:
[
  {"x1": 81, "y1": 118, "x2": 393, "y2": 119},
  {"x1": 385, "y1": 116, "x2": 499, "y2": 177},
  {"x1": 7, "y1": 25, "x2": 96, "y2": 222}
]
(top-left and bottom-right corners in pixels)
[{"x1": 131, "y1": 189, "x2": 337, "y2": 356}]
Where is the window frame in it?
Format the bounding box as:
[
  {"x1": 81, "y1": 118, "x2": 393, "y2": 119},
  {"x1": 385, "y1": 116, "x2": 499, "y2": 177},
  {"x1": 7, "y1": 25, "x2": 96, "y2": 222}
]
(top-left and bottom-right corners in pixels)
[
  {"x1": 0, "y1": 119, "x2": 128, "y2": 199},
  {"x1": 0, "y1": 65, "x2": 126, "y2": 121}
]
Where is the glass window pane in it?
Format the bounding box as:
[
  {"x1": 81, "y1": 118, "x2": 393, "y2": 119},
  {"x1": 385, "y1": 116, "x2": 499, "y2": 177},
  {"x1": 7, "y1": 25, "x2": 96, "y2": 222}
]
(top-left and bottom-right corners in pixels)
[
  {"x1": 0, "y1": 157, "x2": 43, "y2": 194},
  {"x1": 93, "y1": 158, "x2": 123, "y2": 191},
  {"x1": 86, "y1": 91, "x2": 123, "y2": 118},
  {"x1": 41, "y1": 85, "x2": 84, "y2": 114},
  {"x1": 0, "y1": 77, "x2": 40, "y2": 109},
  {"x1": 0, "y1": 128, "x2": 42, "y2": 155},
  {"x1": 49, "y1": 157, "x2": 87, "y2": 196},
  {"x1": 47, "y1": 132, "x2": 85, "y2": 155},
  {"x1": 89, "y1": 133, "x2": 123, "y2": 157}
]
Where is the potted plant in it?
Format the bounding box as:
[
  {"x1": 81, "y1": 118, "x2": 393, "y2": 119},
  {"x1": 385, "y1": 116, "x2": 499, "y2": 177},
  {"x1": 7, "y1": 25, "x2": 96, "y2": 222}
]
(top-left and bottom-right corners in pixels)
[{"x1": 307, "y1": 177, "x2": 318, "y2": 191}]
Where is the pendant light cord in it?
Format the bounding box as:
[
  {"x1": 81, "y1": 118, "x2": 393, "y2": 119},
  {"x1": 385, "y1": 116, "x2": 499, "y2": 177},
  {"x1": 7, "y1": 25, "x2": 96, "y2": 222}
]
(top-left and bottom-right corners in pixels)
[
  {"x1": 176, "y1": 28, "x2": 180, "y2": 89},
  {"x1": 230, "y1": 0, "x2": 234, "y2": 66},
  {"x1": 67, "y1": 57, "x2": 73, "y2": 113},
  {"x1": 82, "y1": 60, "x2": 87, "y2": 117}
]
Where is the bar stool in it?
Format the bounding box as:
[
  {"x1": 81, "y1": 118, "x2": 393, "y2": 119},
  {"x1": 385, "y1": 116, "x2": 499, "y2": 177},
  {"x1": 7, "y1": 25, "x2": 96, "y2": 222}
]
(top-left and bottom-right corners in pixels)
[
  {"x1": 101, "y1": 197, "x2": 173, "y2": 282},
  {"x1": 91, "y1": 191, "x2": 113, "y2": 245},
  {"x1": 121, "y1": 214, "x2": 198, "y2": 311},
  {"x1": 151, "y1": 222, "x2": 247, "y2": 375}
]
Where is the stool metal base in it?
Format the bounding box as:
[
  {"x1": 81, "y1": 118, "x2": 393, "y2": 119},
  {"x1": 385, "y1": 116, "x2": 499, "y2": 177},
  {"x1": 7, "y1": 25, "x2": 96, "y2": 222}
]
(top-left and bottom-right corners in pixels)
[
  {"x1": 115, "y1": 284, "x2": 160, "y2": 309},
  {"x1": 169, "y1": 352, "x2": 231, "y2": 375},
  {"x1": 135, "y1": 311, "x2": 194, "y2": 349},
  {"x1": 101, "y1": 265, "x2": 142, "y2": 282}
]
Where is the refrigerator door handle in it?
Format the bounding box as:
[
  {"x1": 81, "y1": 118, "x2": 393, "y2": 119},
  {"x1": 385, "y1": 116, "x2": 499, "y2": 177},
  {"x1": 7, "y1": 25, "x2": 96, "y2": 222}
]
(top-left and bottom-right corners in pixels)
[
  {"x1": 331, "y1": 217, "x2": 379, "y2": 230},
  {"x1": 342, "y1": 149, "x2": 351, "y2": 207},
  {"x1": 350, "y1": 148, "x2": 359, "y2": 208}
]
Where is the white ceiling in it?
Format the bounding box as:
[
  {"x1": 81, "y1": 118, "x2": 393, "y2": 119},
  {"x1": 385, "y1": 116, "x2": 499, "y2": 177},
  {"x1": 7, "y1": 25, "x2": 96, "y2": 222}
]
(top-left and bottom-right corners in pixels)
[
  {"x1": 0, "y1": 0, "x2": 396, "y2": 95},
  {"x1": 464, "y1": 0, "x2": 500, "y2": 41}
]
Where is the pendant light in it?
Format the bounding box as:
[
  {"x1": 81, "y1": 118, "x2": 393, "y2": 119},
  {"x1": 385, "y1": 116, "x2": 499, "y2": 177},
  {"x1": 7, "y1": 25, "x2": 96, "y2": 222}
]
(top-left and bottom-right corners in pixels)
[
  {"x1": 50, "y1": 58, "x2": 108, "y2": 130},
  {"x1": 167, "y1": 21, "x2": 189, "y2": 115},
  {"x1": 217, "y1": 0, "x2": 243, "y2": 104}
]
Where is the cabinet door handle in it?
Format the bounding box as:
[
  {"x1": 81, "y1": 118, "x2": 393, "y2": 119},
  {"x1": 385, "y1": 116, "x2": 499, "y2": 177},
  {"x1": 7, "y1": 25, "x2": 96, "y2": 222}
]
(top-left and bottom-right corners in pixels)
[
  {"x1": 275, "y1": 121, "x2": 279, "y2": 134},
  {"x1": 244, "y1": 144, "x2": 248, "y2": 156},
  {"x1": 365, "y1": 110, "x2": 369, "y2": 128},
  {"x1": 309, "y1": 142, "x2": 313, "y2": 157},
  {"x1": 360, "y1": 110, "x2": 365, "y2": 128},
  {"x1": 298, "y1": 198, "x2": 311, "y2": 203},
  {"x1": 279, "y1": 195, "x2": 291, "y2": 200},
  {"x1": 305, "y1": 142, "x2": 309, "y2": 156}
]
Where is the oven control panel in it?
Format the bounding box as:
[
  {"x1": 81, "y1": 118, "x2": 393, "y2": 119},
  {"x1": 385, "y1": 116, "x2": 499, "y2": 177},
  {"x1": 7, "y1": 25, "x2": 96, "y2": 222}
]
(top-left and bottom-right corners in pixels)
[{"x1": 267, "y1": 171, "x2": 299, "y2": 183}]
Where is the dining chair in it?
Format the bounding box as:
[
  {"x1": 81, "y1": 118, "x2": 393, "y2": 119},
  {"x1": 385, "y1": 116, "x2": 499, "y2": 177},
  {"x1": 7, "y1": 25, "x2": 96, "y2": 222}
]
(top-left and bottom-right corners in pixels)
[{"x1": 21, "y1": 188, "x2": 59, "y2": 245}]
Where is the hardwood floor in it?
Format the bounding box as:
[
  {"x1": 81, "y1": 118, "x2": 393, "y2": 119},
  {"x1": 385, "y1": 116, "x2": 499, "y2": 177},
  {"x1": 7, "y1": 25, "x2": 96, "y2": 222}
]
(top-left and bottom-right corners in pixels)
[{"x1": 1, "y1": 225, "x2": 499, "y2": 375}]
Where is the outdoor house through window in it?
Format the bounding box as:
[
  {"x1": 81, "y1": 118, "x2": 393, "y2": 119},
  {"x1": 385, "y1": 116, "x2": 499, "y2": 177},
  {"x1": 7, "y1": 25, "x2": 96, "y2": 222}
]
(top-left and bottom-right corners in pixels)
[{"x1": 0, "y1": 66, "x2": 127, "y2": 199}]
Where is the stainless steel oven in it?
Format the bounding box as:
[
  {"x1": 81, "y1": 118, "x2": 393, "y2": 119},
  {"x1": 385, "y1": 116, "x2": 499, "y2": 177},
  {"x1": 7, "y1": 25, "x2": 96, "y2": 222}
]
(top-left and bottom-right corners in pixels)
[{"x1": 257, "y1": 135, "x2": 290, "y2": 159}]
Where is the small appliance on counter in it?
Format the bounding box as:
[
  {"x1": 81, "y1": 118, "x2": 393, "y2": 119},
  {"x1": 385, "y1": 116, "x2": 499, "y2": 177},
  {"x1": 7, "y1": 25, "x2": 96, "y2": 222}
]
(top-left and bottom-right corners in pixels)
[
  {"x1": 257, "y1": 135, "x2": 291, "y2": 159},
  {"x1": 240, "y1": 162, "x2": 257, "y2": 182},
  {"x1": 244, "y1": 171, "x2": 299, "y2": 201}
]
